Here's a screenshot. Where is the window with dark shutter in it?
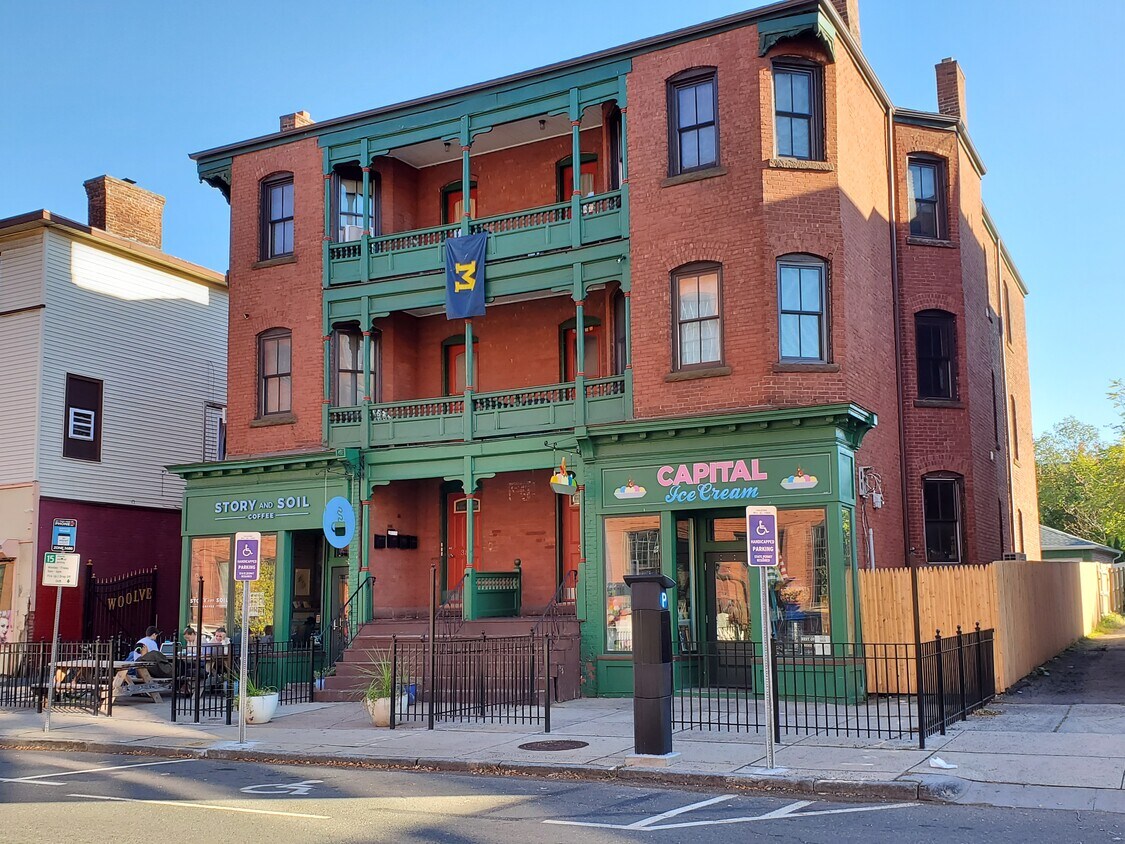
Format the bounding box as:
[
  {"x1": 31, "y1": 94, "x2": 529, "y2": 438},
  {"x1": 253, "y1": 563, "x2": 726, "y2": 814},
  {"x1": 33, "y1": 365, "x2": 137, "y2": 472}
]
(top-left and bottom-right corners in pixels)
[
  {"x1": 63, "y1": 374, "x2": 103, "y2": 461},
  {"x1": 915, "y1": 310, "x2": 956, "y2": 399}
]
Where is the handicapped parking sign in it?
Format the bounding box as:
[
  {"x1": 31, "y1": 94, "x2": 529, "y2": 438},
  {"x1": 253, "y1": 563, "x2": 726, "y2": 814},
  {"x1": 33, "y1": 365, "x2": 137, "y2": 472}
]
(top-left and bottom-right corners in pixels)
[
  {"x1": 745, "y1": 505, "x2": 778, "y2": 567},
  {"x1": 234, "y1": 531, "x2": 262, "y2": 581}
]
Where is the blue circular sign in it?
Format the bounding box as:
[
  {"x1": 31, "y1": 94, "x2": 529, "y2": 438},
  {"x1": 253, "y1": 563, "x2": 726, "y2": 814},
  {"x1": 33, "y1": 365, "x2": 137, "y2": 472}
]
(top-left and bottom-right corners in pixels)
[{"x1": 322, "y1": 496, "x2": 356, "y2": 549}]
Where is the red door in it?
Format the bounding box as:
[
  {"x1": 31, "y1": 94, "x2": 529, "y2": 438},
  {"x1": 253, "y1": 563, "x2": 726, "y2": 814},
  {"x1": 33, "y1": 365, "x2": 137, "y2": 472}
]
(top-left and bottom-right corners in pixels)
[
  {"x1": 443, "y1": 184, "x2": 478, "y2": 224},
  {"x1": 444, "y1": 343, "x2": 478, "y2": 394},
  {"x1": 447, "y1": 495, "x2": 483, "y2": 586},
  {"x1": 558, "y1": 493, "x2": 581, "y2": 584},
  {"x1": 563, "y1": 326, "x2": 602, "y2": 380},
  {"x1": 559, "y1": 159, "x2": 599, "y2": 200}
]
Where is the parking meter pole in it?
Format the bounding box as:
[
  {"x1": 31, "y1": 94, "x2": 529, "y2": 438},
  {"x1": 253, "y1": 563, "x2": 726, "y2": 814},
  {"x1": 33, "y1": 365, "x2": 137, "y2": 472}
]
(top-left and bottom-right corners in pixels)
[
  {"x1": 43, "y1": 586, "x2": 63, "y2": 733},
  {"x1": 238, "y1": 579, "x2": 249, "y2": 744},
  {"x1": 760, "y1": 571, "x2": 776, "y2": 769},
  {"x1": 624, "y1": 573, "x2": 676, "y2": 759}
]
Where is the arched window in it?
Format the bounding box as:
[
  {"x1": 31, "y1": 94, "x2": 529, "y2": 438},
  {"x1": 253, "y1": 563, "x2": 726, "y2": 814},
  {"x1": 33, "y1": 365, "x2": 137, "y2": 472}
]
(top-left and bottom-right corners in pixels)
[
  {"x1": 667, "y1": 67, "x2": 718, "y2": 175},
  {"x1": 915, "y1": 310, "x2": 956, "y2": 400},
  {"x1": 671, "y1": 263, "x2": 722, "y2": 369},
  {"x1": 777, "y1": 254, "x2": 828, "y2": 362},
  {"x1": 260, "y1": 173, "x2": 294, "y2": 259},
  {"x1": 907, "y1": 154, "x2": 947, "y2": 239},
  {"x1": 922, "y1": 473, "x2": 963, "y2": 563},
  {"x1": 258, "y1": 328, "x2": 292, "y2": 416}
]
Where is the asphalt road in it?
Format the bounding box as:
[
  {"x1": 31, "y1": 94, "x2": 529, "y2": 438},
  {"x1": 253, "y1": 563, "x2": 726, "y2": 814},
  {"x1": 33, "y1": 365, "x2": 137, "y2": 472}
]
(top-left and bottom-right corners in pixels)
[{"x1": 0, "y1": 750, "x2": 1121, "y2": 843}]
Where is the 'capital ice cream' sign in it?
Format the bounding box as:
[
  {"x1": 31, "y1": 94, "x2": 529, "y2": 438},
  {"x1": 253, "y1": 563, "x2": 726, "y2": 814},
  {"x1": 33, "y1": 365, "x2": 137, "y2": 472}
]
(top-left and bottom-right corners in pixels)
[{"x1": 601, "y1": 454, "x2": 831, "y2": 510}]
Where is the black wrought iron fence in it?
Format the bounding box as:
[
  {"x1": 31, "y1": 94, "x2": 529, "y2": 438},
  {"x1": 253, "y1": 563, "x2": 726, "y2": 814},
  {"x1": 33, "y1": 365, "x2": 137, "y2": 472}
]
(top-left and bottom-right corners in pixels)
[
  {"x1": 673, "y1": 628, "x2": 995, "y2": 749},
  {"x1": 0, "y1": 640, "x2": 115, "y2": 715},
  {"x1": 388, "y1": 634, "x2": 551, "y2": 731},
  {"x1": 170, "y1": 638, "x2": 319, "y2": 723}
]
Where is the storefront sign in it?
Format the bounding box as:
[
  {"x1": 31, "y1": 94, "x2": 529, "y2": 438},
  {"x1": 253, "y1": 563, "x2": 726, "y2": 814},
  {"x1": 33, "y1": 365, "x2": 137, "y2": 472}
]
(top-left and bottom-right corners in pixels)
[
  {"x1": 214, "y1": 495, "x2": 311, "y2": 518},
  {"x1": 322, "y1": 496, "x2": 356, "y2": 549},
  {"x1": 184, "y1": 480, "x2": 346, "y2": 536},
  {"x1": 601, "y1": 453, "x2": 832, "y2": 511}
]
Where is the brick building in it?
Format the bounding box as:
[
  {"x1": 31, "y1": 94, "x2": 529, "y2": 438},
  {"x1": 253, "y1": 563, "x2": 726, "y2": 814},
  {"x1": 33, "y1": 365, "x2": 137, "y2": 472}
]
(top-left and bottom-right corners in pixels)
[{"x1": 175, "y1": 0, "x2": 1037, "y2": 696}]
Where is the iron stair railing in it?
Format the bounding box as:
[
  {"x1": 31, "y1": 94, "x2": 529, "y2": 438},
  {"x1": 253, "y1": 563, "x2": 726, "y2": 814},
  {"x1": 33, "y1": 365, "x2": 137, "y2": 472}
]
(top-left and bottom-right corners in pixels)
[{"x1": 531, "y1": 569, "x2": 579, "y2": 639}]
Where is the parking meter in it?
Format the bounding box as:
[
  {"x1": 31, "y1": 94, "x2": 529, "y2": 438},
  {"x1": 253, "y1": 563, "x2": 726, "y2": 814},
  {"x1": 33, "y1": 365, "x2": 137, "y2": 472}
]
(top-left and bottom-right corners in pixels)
[{"x1": 624, "y1": 572, "x2": 676, "y2": 756}]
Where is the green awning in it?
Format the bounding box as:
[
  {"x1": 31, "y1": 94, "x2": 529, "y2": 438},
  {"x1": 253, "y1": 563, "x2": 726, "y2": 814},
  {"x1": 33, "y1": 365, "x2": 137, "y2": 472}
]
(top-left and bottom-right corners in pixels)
[{"x1": 758, "y1": 11, "x2": 837, "y2": 61}]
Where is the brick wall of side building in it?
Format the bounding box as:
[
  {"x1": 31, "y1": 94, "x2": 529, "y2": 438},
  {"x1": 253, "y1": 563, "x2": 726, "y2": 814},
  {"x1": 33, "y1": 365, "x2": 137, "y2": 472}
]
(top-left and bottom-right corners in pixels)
[
  {"x1": 1001, "y1": 256, "x2": 1039, "y2": 558},
  {"x1": 226, "y1": 137, "x2": 325, "y2": 457}
]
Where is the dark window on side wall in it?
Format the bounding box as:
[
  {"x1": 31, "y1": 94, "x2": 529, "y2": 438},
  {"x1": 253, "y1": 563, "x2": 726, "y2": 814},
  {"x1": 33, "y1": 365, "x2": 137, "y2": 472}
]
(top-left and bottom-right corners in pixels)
[
  {"x1": 607, "y1": 106, "x2": 623, "y2": 190},
  {"x1": 260, "y1": 174, "x2": 294, "y2": 259},
  {"x1": 259, "y1": 329, "x2": 292, "y2": 416},
  {"x1": 672, "y1": 264, "x2": 722, "y2": 369},
  {"x1": 63, "y1": 373, "x2": 102, "y2": 461},
  {"x1": 778, "y1": 256, "x2": 828, "y2": 362},
  {"x1": 907, "y1": 157, "x2": 945, "y2": 239},
  {"x1": 613, "y1": 290, "x2": 627, "y2": 375},
  {"x1": 773, "y1": 62, "x2": 823, "y2": 160},
  {"x1": 923, "y1": 475, "x2": 963, "y2": 563},
  {"x1": 668, "y1": 69, "x2": 718, "y2": 175},
  {"x1": 915, "y1": 310, "x2": 956, "y2": 399}
]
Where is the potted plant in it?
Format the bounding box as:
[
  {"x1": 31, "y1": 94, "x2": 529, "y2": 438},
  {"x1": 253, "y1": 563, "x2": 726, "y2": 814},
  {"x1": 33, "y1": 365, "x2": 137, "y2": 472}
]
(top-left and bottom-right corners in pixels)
[
  {"x1": 362, "y1": 656, "x2": 396, "y2": 727},
  {"x1": 242, "y1": 674, "x2": 280, "y2": 724}
]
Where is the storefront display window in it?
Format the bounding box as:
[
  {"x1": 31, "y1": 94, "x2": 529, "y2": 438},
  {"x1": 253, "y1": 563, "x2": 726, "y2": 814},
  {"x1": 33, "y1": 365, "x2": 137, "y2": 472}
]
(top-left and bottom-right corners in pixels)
[
  {"x1": 190, "y1": 534, "x2": 276, "y2": 639},
  {"x1": 709, "y1": 517, "x2": 746, "y2": 542},
  {"x1": 605, "y1": 515, "x2": 661, "y2": 652},
  {"x1": 773, "y1": 509, "x2": 830, "y2": 647},
  {"x1": 675, "y1": 519, "x2": 696, "y2": 652}
]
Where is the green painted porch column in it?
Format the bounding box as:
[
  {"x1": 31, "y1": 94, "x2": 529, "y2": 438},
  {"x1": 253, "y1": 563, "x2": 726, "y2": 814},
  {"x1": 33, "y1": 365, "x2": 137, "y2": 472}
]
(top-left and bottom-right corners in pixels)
[
  {"x1": 273, "y1": 530, "x2": 293, "y2": 642},
  {"x1": 618, "y1": 103, "x2": 630, "y2": 221},
  {"x1": 461, "y1": 456, "x2": 477, "y2": 621},
  {"x1": 322, "y1": 149, "x2": 332, "y2": 283},
  {"x1": 460, "y1": 115, "x2": 472, "y2": 237},
  {"x1": 362, "y1": 298, "x2": 372, "y2": 450},
  {"x1": 574, "y1": 263, "x2": 587, "y2": 427},
  {"x1": 568, "y1": 87, "x2": 582, "y2": 247},
  {"x1": 360, "y1": 138, "x2": 371, "y2": 282},
  {"x1": 178, "y1": 534, "x2": 192, "y2": 634},
  {"x1": 623, "y1": 290, "x2": 633, "y2": 402},
  {"x1": 463, "y1": 318, "x2": 475, "y2": 441},
  {"x1": 321, "y1": 318, "x2": 331, "y2": 442},
  {"x1": 360, "y1": 494, "x2": 373, "y2": 624}
]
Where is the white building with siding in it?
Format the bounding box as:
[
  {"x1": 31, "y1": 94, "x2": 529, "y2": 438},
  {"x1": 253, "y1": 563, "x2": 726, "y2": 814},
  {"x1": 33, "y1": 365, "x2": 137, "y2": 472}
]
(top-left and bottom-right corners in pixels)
[{"x1": 0, "y1": 177, "x2": 227, "y2": 643}]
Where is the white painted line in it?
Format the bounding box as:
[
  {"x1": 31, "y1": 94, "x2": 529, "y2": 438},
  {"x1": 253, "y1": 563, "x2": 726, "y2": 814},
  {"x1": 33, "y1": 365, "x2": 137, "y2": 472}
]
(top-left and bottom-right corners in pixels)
[
  {"x1": 626, "y1": 795, "x2": 736, "y2": 829},
  {"x1": 69, "y1": 793, "x2": 330, "y2": 820},
  {"x1": 0, "y1": 778, "x2": 65, "y2": 786},
  {"x1": 4, "y1": 758, "x2": 193, "y2": 783}
]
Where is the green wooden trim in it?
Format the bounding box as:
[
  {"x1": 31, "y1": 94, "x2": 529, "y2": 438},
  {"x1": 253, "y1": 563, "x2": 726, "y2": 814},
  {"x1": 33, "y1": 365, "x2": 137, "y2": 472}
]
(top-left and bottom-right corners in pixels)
[{"x1": 758, "y1": 11, "x2": 836, "y2": 60}]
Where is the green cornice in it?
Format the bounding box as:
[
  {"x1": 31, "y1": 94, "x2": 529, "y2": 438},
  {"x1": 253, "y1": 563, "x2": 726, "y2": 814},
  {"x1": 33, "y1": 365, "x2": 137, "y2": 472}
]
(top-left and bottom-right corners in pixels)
[
  {"x1": 169, "y1": 449, "x2": 355, "y2": 481},
  {"x1": 758, "y1": 11, "x2": 837, "y2": 60}
]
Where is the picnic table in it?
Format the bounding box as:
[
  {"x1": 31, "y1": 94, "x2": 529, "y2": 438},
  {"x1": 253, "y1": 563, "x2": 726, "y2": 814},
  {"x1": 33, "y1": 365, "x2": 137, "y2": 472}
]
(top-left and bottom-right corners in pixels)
[{"x1": 51, "y1": 658, "x2": 172, "y2": 704}]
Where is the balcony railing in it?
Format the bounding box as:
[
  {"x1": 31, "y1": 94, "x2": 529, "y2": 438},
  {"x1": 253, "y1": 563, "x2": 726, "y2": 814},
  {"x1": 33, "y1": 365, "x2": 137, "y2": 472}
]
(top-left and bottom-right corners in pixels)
[
  {"x1": 327, "y1": 374, "x2": 628, "y2": 447},
  {"x1": 328, "y1": 190, "x2": 624, "y2": 285}
]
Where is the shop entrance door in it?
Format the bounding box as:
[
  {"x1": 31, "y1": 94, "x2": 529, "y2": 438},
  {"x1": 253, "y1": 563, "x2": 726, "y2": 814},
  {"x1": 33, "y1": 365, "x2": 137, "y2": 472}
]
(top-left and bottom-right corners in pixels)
[
  {"x1": 445, "y1": 494, "x2": 483, "y2": 594},
  {"x1": 704, "y1": 551, "x2": 753, "y2": 687}
]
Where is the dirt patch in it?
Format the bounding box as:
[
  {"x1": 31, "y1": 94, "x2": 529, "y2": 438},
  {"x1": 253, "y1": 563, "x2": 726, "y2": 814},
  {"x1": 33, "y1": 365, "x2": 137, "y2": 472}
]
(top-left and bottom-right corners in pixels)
[{"x1": 1003, "y1": 624, "x2": 1125, "y2": 705}]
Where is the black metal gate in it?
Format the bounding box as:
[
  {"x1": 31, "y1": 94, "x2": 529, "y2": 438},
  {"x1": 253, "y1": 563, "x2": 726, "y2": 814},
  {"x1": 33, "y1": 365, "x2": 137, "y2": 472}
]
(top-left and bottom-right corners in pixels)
[{"x1": 82, "y1": 564, "x2": 158, "y2": 653}]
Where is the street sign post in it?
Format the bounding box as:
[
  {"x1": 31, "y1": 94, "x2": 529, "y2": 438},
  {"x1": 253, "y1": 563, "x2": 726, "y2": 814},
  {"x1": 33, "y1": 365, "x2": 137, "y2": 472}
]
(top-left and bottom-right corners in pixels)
[
  {"x1": 746, "y1": 505, "x2": 779, "y2": 769},
  {"x1": 42, "y1": 552, "x2": 81, "y2": 733},
  {"x1": 233, "y1": 531, "x2": 261, "y2": 744}
]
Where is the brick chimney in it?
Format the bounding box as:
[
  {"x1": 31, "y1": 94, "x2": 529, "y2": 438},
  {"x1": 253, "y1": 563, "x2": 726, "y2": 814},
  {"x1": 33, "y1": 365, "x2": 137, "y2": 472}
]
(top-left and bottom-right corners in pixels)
[
  {"x1": 830, "y1": 0, "x2": 861, "y2": 43},
  {"x1": 280, "y1": 110, "x2": 314, "y2": 132},
  {"x1": 936, "y1": 57, "x2": 967, "y2": 122},
  {"x1": 83, "y1": 175, "x2": 165, "y2": 250}
]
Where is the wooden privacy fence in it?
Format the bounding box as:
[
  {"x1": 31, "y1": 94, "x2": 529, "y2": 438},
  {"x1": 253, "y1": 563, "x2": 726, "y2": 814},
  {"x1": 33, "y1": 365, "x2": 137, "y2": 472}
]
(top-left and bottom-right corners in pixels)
[{"x1": 860, "y1": 560, "x2": 1111, "y2": 693}]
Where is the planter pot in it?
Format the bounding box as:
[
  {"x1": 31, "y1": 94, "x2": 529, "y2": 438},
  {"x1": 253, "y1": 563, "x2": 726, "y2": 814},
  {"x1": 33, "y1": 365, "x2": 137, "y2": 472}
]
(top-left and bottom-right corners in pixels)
[
  {"x1": 245, "y1": 692, "x2": 279, "y2": 724},
  {"x1": 364, "y1": 694, "x2": 409, "y2": 727}
]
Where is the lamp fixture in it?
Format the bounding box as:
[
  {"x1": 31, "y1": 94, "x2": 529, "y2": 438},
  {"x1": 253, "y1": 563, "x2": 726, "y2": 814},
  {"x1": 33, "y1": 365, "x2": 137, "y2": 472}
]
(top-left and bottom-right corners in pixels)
[{"x1": 538, "y1": 119, "x2": 546, "y2": 131}]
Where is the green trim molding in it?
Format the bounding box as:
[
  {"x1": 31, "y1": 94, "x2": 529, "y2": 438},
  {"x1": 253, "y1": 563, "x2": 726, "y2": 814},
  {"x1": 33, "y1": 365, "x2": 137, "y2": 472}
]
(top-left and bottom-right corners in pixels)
[{"x1": 758, "y1": 11, "x2": 837, "y2": 60}]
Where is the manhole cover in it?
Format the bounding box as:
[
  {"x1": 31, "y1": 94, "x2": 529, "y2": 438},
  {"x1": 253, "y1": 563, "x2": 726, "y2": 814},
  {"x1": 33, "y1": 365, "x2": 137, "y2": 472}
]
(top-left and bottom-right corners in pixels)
[{"x1": 517, "y1": 740, "x2": 589, "y2": 752}]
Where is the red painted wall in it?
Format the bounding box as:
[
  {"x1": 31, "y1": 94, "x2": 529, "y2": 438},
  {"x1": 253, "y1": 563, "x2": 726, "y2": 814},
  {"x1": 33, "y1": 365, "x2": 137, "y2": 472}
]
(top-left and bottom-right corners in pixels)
[{"x1": 33, "y1": 499, "x2": 180, "y2": 642}]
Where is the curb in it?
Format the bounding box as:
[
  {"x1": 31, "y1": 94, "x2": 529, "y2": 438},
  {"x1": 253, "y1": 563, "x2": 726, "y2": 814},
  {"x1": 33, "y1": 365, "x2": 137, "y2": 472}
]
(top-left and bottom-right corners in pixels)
[{"x1": 0, "y1": 736, "x2": 935, "y2": 804}]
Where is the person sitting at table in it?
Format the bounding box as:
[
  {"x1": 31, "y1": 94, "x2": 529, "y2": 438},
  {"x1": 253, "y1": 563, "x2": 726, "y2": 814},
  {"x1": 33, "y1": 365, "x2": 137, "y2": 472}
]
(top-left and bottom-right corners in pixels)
[
  {"x1": 134, "y1": 639, "x2": 173, "y2": 679},
  {"x1": 128, "y1": 625, "x2": 161, "y2": 661},
  {"x1": 176, "y1": 627, "x2": 206, "y2": 694}
]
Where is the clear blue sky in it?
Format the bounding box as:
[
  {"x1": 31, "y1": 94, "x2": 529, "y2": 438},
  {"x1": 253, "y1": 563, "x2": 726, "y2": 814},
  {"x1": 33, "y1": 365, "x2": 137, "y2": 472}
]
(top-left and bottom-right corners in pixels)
[{"x1": 2, "y1": 1, "x2": 1120, "y2": 436}]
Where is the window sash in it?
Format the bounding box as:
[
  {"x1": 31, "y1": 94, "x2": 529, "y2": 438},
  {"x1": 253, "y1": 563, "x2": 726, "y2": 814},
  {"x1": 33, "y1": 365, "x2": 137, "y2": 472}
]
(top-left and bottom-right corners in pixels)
[
  {"x1": 260, "y1": 334, "x2": 292, "y2": 415},
  {"x1": 916, "y1": 317, "x2": 954, "y2": 399},
  {"x1": 908, "y1": 162, "x2": 942, "y2": 239},
  {"x1": 774, "y1": 68, "x2": 818, "y2": 160},
  {"x1": 673, "y1": 270, "x2": 722, "y2": 368},
  {"x1": 923, "y1": 479, "x2": 962, "y2": 563},
  {"x1": 263, "y1": 178, "x2": 294, "y2": 258},
  {"x1": 670, "y1": 76, "x2": 718, "y2": 174},
  {"x1": 778, "y1": 262, "x2": 826, "y2": 361}
]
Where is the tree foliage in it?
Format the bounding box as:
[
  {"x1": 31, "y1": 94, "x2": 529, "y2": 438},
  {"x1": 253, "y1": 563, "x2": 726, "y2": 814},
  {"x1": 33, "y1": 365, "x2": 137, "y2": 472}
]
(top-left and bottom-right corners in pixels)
[{"x1": 1035, "y1": 383, "x2": 1125, "y2": 549}]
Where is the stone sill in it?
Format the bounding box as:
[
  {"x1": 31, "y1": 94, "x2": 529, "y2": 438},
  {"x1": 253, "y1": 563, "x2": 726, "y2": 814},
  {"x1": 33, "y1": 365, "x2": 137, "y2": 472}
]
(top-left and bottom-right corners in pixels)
[
  {"x1": 661, "y1": 166, "x2": 728, "y2": 188},
  {"x1": 913, "y1": 399, "x2": 964, "y2": 409},
  {"x1": 773, "y1": 362, "x2": 840, "y2": 373},
  {"x1": 768, "y1": 157, "x2": 833, "y2": 172},
  {"x1": 665, "y1": 365, "x2": 732, "y2": 382},
  {"x1": 252, "y1": 255, "x2": 298, "y2": 270},
  {"x1": 250, "y1": 413, "x2": 297, "y2": 428},
  {"x1": 906, "y1": 236, "x2": 956, "y2": 249}
]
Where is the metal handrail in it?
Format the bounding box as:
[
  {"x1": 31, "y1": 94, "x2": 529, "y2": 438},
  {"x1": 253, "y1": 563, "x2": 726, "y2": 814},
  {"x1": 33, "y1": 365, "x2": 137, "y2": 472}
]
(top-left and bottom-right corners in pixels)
[
  {"x1": 328, "y1": 575, "x2": 374, "y2": 666},
  {"x1": 531, "y1": 569, "x2": 579, "y2": 639},
  {"x1": 436, "y1": 573, "x2": 467, "y2": 639}
]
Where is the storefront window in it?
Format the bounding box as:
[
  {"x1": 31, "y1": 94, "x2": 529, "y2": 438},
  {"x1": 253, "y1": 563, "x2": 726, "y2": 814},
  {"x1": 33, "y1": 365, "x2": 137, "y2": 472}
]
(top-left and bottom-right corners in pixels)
[
  {"x1": 190, "y1": 534, "x2": 276, "y2": 639},
  {"x1": 605, "y1": 515, "x2": 661, "y2": 652},
  {"x1": 232, "y1": 534, "x2": 277, "y2": 639},
  {"x1": 675, "y1": 519, "x2": 696, "y2": 652},
  {"x1": 773, "y1": 509, "x2": 830, "y2": 648},
  {"x1": 709, "y1": 517, "x2": 746, "y2": 542}
]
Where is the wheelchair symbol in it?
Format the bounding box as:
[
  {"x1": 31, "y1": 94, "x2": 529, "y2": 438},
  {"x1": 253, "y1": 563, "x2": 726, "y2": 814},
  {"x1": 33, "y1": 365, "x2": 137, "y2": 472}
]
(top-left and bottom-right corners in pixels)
[{"x1": 755, "y1": 520, "x2": 770, "y2": 536}]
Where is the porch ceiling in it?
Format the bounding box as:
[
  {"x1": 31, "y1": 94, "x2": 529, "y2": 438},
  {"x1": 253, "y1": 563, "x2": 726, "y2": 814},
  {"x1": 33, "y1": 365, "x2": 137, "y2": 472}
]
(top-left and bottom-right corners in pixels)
[{"x1": 388, "y1": 109, "x2": 602, "y2": 170}]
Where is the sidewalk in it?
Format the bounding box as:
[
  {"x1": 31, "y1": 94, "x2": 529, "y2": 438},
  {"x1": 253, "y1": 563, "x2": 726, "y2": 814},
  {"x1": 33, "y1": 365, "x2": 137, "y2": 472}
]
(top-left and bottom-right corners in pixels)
[{"x1": 4, "y1": 685, "x2": 1125, "y2": 813}]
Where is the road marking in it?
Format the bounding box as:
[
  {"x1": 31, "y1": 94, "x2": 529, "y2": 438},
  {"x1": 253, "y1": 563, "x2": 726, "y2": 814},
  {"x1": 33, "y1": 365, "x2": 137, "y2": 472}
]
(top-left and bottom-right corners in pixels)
[
  {"x1": 0, "y1": 779, "x2": 65, "y2": 787},
  {"x1": 241, "y1": 779, "x2": 323, "y2": 795},
  {"x1": 545, "y1": 797, "x2": 917, "y2": 831},
  {"x1": 1, "y1": 758, "x2": 193, "y2": 784},
  {"x1": 69, "y1": 794, "x2": 330, "y2": 820},
  {"x1": 626, "y1": 795, "x2": 736, "y2": 829}
]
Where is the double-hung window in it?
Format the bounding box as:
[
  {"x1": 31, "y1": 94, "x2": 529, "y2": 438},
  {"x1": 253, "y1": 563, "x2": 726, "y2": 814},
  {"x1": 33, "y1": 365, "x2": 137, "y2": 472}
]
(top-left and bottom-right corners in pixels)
[
  {"x1": 261, "y1": 174, "x2": 294, "y2": 259},
  {"x1": 915, "y1": 310, "x2": 956, "y2": 399},
  {"x1": 672, "y1": 264, "x2": 722, "y2": 369},
  {"x1": 923, "y1": 476, "x2": 963, "y2": 563},
  {"x1": 668, "y1": 70, "x2": 718, "y2": 175},
  {"x1": 773, "y1": 62, "x2": 823, "y2": 160},
  {"x1": 332, "y1": 326, "x2": 379, "y2": 406},
  {"x1": 259, "y1": 329, "x2": 292, "y2": 416},
  {"x1": 907, "y1": 157, "x2": 944, "y2": 239},
  {"x1": 778, "y1": 257, "x2": 827, "y2": 362}
]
